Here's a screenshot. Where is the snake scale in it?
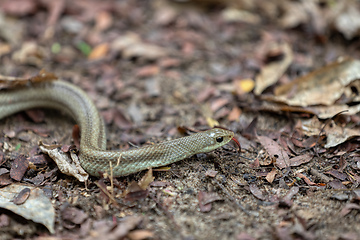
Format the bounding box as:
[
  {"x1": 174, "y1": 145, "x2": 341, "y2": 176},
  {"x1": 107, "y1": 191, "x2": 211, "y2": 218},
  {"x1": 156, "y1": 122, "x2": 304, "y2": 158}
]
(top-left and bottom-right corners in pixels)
[{"x1": 0, "y1": 80, "x2": 238, "y2": 177}]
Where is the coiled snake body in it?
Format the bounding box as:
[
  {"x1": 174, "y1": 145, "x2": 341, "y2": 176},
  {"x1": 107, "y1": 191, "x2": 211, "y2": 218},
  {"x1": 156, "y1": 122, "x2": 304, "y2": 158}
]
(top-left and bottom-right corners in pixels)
[{"x1": 0, "y1": 80, "x2": 237, "y2": 176}]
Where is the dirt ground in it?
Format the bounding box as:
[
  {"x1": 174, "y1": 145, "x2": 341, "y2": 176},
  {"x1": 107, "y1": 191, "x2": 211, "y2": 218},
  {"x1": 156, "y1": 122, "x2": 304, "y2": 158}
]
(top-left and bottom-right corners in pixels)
[{"x1": 1, "y1": 1, "x2": 360, "y2": 239}]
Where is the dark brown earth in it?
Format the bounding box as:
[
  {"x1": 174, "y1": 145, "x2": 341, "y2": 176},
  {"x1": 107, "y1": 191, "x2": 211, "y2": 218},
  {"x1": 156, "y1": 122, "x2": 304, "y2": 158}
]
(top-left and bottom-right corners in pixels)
[{"x1": 0, "y1": 1, "x2": 360, "y2": 239}]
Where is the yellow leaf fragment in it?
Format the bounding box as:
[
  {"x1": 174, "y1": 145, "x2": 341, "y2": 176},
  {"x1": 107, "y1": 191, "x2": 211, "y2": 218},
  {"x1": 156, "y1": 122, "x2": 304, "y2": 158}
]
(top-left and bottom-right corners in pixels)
[
  {"x1": 235, "y1": 78, "x2": 255, "y2": 94},
  {"x1": 206, "y1": 117, "x2": 219, "y2": 128},
  {"x1": 88, "y1": 43, "x2": 109, "y2": 60}
]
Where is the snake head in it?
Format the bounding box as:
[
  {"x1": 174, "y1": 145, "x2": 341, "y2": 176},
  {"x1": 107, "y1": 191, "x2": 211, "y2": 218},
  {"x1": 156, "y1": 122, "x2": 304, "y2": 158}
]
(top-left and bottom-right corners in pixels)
[{"x1": 198, "y1": 128, "x2": 240, "y2": 153}]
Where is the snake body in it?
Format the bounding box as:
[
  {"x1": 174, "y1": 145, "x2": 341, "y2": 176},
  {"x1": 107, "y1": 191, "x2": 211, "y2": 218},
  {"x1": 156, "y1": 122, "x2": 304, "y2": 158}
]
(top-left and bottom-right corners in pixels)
[{"x1": 0, "y1": 80, "x2": 236, "y2": 176}]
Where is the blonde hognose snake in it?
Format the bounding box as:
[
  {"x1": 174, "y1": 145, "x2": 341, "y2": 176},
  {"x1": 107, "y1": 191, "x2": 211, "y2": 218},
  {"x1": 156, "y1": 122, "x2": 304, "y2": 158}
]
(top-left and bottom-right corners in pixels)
[{"x1": 0, "y1": 80, "x2": 239, "y2": 177}]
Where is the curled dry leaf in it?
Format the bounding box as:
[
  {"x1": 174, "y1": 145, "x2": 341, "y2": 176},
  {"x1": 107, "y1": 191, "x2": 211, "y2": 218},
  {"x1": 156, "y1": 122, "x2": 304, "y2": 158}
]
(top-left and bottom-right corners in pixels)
[
  {"x1": 265, "y1": 168, "x2": 277, "y2": 183},
  {"x1": 300, "y1": 117, "x2": 360, "y2": 148},
  {"x1": 271, "y1": 59, "x2": 360, "y2": 107},
  {"x1": 39, "y1": 141, "x2": 88, "y2": 182},
  {"x1": 198, "y1": 191, "x2": 222, "y2": 213},
  {"x1": 138, "y1": 168, "x2": 154, "y2": 190}
]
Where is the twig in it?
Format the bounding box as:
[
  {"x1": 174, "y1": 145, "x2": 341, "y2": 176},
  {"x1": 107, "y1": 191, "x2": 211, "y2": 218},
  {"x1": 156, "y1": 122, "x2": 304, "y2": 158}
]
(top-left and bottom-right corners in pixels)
[{"x1": 95, "y1": 181, "x2": 120, "y2": 207}]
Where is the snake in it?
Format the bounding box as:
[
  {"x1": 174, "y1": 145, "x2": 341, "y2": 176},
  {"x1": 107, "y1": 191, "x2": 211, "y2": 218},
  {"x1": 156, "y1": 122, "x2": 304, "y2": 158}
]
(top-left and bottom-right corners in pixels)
[{"x1": 0, "y1": 80, "x2": 239, "y2": 177}]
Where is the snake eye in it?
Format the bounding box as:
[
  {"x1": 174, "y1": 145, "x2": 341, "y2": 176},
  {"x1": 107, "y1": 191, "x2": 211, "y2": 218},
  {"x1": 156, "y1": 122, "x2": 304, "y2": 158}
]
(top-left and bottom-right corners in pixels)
[{"x1": 216, "y1": 137, "x2": 223, "y2": 143}]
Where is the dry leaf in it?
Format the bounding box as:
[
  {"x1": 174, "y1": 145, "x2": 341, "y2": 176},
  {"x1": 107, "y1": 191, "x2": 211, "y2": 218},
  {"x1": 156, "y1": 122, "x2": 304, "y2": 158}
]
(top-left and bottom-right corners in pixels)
[
  {"x1": 289, "y1": 154, "x2": 312, "y2": 167},
  {"x1": 254, "y1": 42, "x2": 293, "y2": 95},
  {"x1": 271, "y1": 59, "x2": 360, "y2": 107},
  {"x1": 88, "y1": 43, "x2": 109, "y2": 60},
  {"x1": 257, "y1": 136, "x2": 290, "y2": 169},
  {"x1": 12, "y1": 187, "x2": 31, "y2": 205},
  {"x1": 138, "y1": 169, "x2": 154, "y2": 190},
  {"x1": 334, "y1": 5, "x2": 360, "y2": 39},
  {"x1": 234, "y1": 78, "x2": 255, "y2": 95},
  {"x1": 266, "y1": 168, "x2": 277, "y2": 183},
  {"x1": 227, "y1": 107, "x2": 242, "y2": 121},
  {"x1": 39, "y1": 141, "x2": 88, "y2": 182}
]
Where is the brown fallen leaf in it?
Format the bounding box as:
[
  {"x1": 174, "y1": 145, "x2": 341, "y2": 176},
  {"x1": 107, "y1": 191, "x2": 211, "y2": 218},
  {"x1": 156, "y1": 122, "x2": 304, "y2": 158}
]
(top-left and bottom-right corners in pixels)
[
  {"x1": 88, "y1": 43, "x2": 109, "y2": 60},
  {"x1": 249, "y1": 183, "x2": 266, "y2": 201},
  {"x1": 198, "y1": 191, "x2": 222, "y2": 213},
  {"x1": 159, "y1": 57, "x2": 180, "y2": 68},
  {"x1": 328, "y1": 180, "x2": 347, "y2": 190},
  {"x1": 123, "y1": 170, "x2": 153, "y2": 202},
  {"x1": 0, "y1": 69, "x2": 57, "y2": 89},
  {"x1": 325, "y1": 169, "x2": 347, "y2": 181},
  {"x1": 72, "y1": 124, "x2": 81, "y2": 149},
  {"x1": 289, "y1": 154, "x2": 312, "y2": 167},
  {"x1": 282, "y1": 187, "x2": 299, "y2": 203},
  {"x1": 271, "y1": 58, "x2": 360, "y2": 107},
  {"x1": 300, "y1": 117, "x2": 360, "y2": 148},
  {"x1": 265, "y1": 168, "x2": 277, "y2": 183},
  {"x1": 10, "y1": 155, "x2": 29, "y2": 181},
  {"x1": 92, "y1": 216, "x2": 143, "y2": 239},
  {"x1": 236, "y1": 232, "x2": 256, "y2": 240},
  {"x1": 62, "y1": 206, "x2": 88, "y2": 225},
  {"x1": 0, "y1": 173, "x2": 13, "y2": 187},
  {"x1": 340, "y1": 203, "x2": 360, "y2": 217},
  {"x1": 210, "y1": 98, "x2": 230, "y2": 112},
  {"x1": 138, "y1": 169, "x2": 154, "y2": 190},
  {"x1": 0, "y1": 0, "x2": 38, "y2": 16},
  {"x1": 101, "y1": 108, "x2": 133, "y2": 130},
  {"x1": 135, "y1": 65, "x2": 160, "y2": 78},
  {"x1": 127, "y1": 229, "x2": 154, "y2": 240},
  {"x1": 205, "y1": 170, "x2": 218, "y2": 178},
  {"x1": 227, "y1": 106, "x2": 242, "y2": 122},
  {"x1": 25, "y1": 109, "x2": 45, "y2": 123},
  {"x1": 12, "y1": 187, "x2": 31, "y2": 205},
  {"x1": 94, "y1": 10, "x2": 113, "y2": 32},
  {"x1": 257, "y1": 136, "x2": 290, "y2": 169}
]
